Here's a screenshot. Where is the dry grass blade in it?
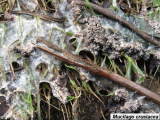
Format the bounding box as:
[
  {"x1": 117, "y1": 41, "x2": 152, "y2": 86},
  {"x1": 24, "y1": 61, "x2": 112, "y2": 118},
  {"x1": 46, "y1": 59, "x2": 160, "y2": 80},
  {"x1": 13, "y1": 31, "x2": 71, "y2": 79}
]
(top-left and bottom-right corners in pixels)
[
  {"x1": 37, "y1": 0, "x2": 48, "y2": 10},
  {"x1": 8, "y1": 0, "x2": 16, "y2": 11},
  {"x1": 11, "y1": 10, "x2": 65, "y2": 23},
  {"x1": 36, "y1": 0, "x2": 55, "y2": 12},
  {"x1": 0, "y1": 0, "x2": 7, "y2": 4},
  {"x1": 0, "y1": 0, "x2": 16, "y2": 12}
]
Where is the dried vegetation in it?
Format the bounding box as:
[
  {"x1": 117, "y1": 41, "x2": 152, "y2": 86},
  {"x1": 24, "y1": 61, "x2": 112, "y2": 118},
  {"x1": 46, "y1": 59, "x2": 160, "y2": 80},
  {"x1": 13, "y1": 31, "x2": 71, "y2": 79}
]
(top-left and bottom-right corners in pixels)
[{"x1": 0, "y1": 0, "x2": 160, "y2": 120}]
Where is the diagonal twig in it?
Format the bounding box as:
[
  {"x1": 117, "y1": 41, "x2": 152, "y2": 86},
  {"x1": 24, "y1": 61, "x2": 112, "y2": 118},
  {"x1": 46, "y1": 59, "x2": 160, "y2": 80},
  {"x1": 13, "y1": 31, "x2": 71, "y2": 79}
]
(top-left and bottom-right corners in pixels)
[
  {"x1": 10, "y1": 10, "x2": 65, "y2": 23},
  {"x1": 36, "y1": 39, "x2": 160, "y2": 105},
  {"x1": 73, "y1": 1, "x2": 160, "y2": 47}
]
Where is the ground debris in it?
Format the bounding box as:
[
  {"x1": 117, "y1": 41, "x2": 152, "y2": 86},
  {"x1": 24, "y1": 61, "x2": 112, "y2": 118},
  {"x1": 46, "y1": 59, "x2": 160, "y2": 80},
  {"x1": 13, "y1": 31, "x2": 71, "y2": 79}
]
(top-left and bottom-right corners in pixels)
[
  {"x1": 72, "y1": 93, "x2": 106, "y2": 120},
  {"x1": 13, "y1": 43, "x2": 35, "y2": 57},
  {"x1": 114, "y1": 89, "x2": 129, "y2": 103},
  {"x1": 70, "y1": 0, "x2": 84, "y2": 22},
  {"x1": 115, "y1": 99, "x2": 143, "y2": 113},
  {"x1": 148, "y1": 19, "x2": 160, "y2": 34},
  {"x1": 0, "y1": 96, "x2": 9, "y2": 117},
  {"x1": 49, "y1": 73, "x2": 71, "y2": 104},
  {"x1": 0, "y1": 12, "x2": 14, "y2": 22},
  {"x1": 108, "y1": 89, "x2": 143, "y2": 113}
]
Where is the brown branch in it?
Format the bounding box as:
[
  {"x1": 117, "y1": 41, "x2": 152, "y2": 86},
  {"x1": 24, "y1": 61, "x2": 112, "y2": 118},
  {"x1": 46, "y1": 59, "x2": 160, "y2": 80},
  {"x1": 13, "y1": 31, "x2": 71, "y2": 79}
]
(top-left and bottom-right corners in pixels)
[
  {"x1": 36, "y1": 40, "x2": 160, "y2": 105},
  {"x1": 37, "y1": 37, "x2": 63, "y2": 52},
  {"x1": 74, "y1": 1, "x2": 160, "y2": 47},
  {"x1": 10, "y1": 10, "x2": 65, "y2": 23}
]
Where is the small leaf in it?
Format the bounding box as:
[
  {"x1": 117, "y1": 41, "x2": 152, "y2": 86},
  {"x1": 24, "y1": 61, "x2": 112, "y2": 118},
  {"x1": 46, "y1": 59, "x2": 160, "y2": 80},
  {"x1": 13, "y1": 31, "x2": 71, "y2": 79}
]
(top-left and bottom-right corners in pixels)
[
  {"x1": 66, "y1": 31, "x2": 74, "y2": 36},
  {"x1": 65, "y1": 64, "x2": 77, "y2": 71},
  {"x1": 67, "y1": 96, "x2": 75, "y2": 102},
  {"x1": 125, "y1": 55, "x2": 145, "y2": 83},
  {"x1": 106, "y1": 92, "x2": 115, "y2": 97},
  {"x1": 70, "y1": 79, "x2": 77, "y2": 87},
  {"x1": 125, "y1": 61, "x2": 132, "y2": 79}
]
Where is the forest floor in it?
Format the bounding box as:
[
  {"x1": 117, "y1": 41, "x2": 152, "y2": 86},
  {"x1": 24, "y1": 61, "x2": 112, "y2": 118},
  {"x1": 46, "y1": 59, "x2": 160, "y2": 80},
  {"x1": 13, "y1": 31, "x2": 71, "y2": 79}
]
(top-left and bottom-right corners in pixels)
[{"x1": 0, "y1": 0, "x2": 160, "y2": 120}]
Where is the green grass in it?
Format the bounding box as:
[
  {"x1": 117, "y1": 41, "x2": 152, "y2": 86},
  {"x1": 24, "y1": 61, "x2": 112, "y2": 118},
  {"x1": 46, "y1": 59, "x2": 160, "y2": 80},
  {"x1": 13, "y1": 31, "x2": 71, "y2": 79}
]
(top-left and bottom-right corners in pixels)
[
  {"x1": 153, "y1": 0, "x2": 160, "y2": 7},
  {"x1": 0, "y1": 57, "x2": 6, "y2": 81},
  {"x1": 125, "y1": 55, "x2": 145, "y2": 83},
  {"x1": 0, "y1": 24, "x2": 7, "y2": 47},
  {"x1": 147, "y1": 0, "x2": 160, "y2": 18},
  {"x1": 103, "y1": 56, "x2": 124, "y2": 76},
  {"x1": 20, "y1": 92, "x2": 34, "y2": 114},
  {"x1": 24, "y1": 59, "x2": 42, "y2": 120},
  {"x1": 82, "y1": 81, "x2": 104, "y2": 104},
  {"x1": 65, "y1": 64, "x2": 77, "y2": 71}
]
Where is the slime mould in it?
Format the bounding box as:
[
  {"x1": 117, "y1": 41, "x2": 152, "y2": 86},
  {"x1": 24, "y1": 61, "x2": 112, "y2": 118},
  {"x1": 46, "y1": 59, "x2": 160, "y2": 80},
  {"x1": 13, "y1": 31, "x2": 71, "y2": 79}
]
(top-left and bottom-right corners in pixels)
[{"x1": 77, "y1": 16, "x2": 149, "y2": 60}]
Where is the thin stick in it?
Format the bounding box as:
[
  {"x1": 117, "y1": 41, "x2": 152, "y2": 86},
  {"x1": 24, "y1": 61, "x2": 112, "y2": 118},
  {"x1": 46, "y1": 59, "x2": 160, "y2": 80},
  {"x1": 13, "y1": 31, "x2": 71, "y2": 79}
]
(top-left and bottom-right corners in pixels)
[
  {"x1": 74, "y1": 1, "x2": 160, "y2": 47},
  {"x1": 36, "y1": 43, "x2": 160, "y2": 105},
  {"x1": 11, "y1": 10, "x2": 65, "y2": 23},
  {"x1": 37, "y1": 37, "x2": 63, "y2": 52}
]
